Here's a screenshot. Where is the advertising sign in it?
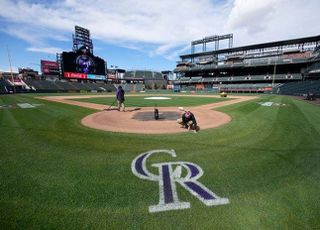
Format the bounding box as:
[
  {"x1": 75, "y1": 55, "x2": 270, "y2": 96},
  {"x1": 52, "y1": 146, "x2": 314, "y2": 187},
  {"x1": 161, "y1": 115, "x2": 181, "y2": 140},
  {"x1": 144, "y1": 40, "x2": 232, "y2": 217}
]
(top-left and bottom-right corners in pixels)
[
  {"x1": 87, "y1": 74, "x2": 106, "y2": 80},
  {"x1": 41, "y1": 60, "x2": 59, "y2": 74},
  {"x1": 64, "y1": 72, "x2": 87, "y2": 79}
]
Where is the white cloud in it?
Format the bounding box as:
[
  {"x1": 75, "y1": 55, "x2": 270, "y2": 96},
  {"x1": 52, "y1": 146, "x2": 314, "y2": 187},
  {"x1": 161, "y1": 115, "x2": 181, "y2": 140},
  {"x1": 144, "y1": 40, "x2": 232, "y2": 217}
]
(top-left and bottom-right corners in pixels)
[
  {"x1": 226, "y1": 0, "x2": 320, "y2": 46},
  {"x1": 0, "y1": 27, "x2": 42, "y2": 45},
  {"x1": 166, "y1": 45, "x2": 191, "y2": 61},
  {"x1": 227, "y1": 0, "x2": 280, "y2": 34},
  {"x1": 0, "y1": 0, "x2": 320, "y2": 62},
  {"x1": 26, "y1": 47, "x2": 63, "y2": 54},
  {"x1": 0, "y1": 0, "x2": 230, "y2": 57},
  {"x1": 151, "y1": 43, "x2": 182, "y2": 57}
]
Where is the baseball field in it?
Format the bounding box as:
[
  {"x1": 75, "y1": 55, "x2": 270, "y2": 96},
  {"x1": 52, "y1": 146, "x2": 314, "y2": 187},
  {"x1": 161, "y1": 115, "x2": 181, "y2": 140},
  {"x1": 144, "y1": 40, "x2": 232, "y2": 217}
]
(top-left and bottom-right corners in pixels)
[{"x1": 0, "y1": 92, "x2": 319, "y2": 229}]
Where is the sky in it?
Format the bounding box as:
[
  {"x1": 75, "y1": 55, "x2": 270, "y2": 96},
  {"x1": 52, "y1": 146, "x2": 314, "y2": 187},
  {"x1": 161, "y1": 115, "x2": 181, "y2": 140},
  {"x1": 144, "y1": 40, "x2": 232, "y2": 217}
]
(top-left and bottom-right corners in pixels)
[{"x1": 0, "y1": 0, "x2": 320, "y2": 73}]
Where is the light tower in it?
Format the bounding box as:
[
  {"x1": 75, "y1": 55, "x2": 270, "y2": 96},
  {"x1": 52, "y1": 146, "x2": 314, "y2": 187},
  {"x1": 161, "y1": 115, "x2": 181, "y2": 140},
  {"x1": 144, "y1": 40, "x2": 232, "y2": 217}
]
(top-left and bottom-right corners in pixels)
[{"x1": 72, "y1": 25, "x2": 93, "y2": 54}]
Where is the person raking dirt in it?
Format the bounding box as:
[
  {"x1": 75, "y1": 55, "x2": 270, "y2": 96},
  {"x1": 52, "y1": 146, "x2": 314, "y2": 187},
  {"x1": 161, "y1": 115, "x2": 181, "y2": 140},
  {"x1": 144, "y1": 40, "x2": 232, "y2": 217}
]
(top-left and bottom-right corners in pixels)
[{"x1": 177, "y1": 107, "x2": 200, "y2": 133}]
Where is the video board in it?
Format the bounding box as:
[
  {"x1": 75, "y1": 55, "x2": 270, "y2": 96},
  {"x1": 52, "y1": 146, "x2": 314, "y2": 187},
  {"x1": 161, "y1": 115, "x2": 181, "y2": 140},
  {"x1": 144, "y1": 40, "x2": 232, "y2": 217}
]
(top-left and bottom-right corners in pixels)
[{"x1": 62, "y1": 46, "x2": 106, "y2": 80}]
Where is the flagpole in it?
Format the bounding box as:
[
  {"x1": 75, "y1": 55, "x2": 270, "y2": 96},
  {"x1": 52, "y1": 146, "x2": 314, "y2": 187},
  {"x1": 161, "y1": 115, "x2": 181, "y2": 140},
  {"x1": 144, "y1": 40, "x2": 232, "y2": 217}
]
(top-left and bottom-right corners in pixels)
[{"x1": 6, "y1": 45, "x2": 16, "y2": 93}]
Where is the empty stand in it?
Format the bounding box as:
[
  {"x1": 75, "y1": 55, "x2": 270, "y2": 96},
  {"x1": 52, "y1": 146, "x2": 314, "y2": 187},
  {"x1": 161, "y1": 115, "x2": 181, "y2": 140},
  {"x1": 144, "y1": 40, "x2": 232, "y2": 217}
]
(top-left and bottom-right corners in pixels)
[
  {"x1": 277, "y1": 80, "x2": 320, "y2": 96},
  {"x1": 24, "y1": 79, "x2": 117, "y2": 93}
]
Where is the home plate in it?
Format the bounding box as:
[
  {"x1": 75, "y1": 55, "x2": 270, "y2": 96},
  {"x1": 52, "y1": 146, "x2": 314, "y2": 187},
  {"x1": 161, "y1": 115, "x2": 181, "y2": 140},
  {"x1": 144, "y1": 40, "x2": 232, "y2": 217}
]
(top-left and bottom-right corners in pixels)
[{"x1": 144, "y1": 97, "x2": 172, "y2": 100}]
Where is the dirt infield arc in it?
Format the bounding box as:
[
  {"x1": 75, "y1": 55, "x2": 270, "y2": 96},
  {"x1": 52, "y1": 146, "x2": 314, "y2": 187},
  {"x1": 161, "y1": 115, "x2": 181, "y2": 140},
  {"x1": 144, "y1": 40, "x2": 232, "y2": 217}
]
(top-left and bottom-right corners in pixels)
[{"x1": 38, "y1": 95, "x2": 257, "y2": 134}]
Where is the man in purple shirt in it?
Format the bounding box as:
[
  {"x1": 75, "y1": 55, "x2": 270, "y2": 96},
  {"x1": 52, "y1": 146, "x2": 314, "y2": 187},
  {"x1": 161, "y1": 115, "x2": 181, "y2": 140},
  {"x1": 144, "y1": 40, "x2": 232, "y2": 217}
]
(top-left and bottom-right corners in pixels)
[{"x1": 116, "y1": 85, "x2": 125, "y2": 111}]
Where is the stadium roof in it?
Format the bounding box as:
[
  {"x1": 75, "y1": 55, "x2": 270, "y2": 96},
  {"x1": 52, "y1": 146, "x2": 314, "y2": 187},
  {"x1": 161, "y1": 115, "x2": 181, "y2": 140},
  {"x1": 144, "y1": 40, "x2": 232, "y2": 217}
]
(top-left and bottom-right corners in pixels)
[{"x1": 180, "y1": 35, "x2": 320, "y2": 59}]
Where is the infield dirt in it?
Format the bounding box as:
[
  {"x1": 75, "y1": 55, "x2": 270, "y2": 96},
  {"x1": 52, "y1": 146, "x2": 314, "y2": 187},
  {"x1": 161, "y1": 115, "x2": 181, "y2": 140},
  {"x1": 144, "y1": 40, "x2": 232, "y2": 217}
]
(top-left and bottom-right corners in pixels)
[{"x1": 38, "y1": 94, "x2": 257, "y2": 134}]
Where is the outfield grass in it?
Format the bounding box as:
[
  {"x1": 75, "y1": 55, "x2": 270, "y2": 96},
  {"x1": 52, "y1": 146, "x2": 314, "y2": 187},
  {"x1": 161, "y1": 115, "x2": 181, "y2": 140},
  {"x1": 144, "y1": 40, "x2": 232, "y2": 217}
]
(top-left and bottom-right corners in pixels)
[
  {"x1": 0, "y1": 93, "x2": 319, "y2": 229},
  {"x1": 71, "y1": 95, "x2": 230, "y2": 107}
]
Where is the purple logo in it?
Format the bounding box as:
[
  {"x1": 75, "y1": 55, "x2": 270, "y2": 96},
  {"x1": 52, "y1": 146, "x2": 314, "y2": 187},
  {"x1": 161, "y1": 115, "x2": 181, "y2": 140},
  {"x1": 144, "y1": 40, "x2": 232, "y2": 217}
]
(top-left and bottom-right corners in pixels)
[{"x1": 131, "y1": 149, "x2": 229, "y2": 213}]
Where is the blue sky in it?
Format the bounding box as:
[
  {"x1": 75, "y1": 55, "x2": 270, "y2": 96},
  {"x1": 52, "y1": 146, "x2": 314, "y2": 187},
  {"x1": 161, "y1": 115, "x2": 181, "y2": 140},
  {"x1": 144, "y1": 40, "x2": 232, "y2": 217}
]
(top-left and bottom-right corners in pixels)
[{"x1": 1, "y1": 0, "x2": 320, "y2": 73}]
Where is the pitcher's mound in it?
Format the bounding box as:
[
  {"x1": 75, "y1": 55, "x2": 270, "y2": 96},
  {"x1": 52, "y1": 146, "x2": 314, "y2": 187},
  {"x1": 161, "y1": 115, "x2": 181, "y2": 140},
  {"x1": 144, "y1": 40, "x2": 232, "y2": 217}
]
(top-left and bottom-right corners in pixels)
[{"x1": 132, "y1": 111, "x2": 180, "y2": 121}]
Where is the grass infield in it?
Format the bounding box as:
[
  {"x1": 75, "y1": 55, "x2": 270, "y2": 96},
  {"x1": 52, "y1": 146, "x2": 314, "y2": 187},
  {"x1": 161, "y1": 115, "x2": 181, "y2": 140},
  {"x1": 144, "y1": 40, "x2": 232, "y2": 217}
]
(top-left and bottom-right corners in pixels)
[
  {"x1": 71, "y1": 95, "x2": 230, "y2": 107},
  {"x1": 0, "y1": 93, "x2": 319, "y2": 229}
]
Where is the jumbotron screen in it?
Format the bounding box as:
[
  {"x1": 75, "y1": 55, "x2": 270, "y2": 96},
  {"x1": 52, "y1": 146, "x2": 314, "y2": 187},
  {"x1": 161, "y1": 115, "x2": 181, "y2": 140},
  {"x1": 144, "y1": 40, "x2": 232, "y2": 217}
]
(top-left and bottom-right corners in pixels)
[{"x1": 62, "y1": 46, "x2": 106, "y2": 80}]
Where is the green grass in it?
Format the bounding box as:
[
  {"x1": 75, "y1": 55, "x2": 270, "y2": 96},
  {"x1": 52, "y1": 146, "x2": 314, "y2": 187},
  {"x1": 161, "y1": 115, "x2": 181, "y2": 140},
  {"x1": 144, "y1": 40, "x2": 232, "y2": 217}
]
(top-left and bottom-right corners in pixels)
[
  {"x1": 0, "y1": 93, "x2": 320, "y2": 229},
  {"x1": 71, "y1": 95, "x2": 230, "y2": 107}
]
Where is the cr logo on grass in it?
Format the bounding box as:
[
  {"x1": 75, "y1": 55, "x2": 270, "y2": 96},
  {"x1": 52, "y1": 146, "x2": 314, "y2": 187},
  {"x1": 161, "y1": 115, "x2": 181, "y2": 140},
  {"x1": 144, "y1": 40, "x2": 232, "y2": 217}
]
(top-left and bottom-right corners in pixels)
[{"x1": 131, "y1": 149, "x2": 229, "y2": 213}]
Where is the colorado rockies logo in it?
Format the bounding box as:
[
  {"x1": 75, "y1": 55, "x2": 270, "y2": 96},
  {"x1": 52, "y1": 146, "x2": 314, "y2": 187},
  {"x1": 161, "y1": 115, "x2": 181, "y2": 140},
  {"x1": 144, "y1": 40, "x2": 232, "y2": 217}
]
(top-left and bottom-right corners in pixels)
[{"x1": 131, "y1": 149, "x2": 229, "y2": 213}]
